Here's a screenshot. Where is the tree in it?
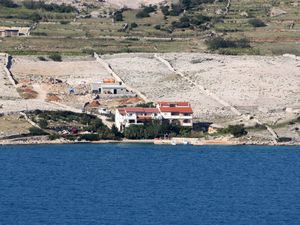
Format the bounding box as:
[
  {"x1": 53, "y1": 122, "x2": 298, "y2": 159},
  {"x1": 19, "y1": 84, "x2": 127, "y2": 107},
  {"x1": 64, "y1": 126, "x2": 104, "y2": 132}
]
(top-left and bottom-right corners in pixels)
[
  {"x1": 248, "y1": 18, "x2": 266, "y2": 27},
  {"x1": 111, "y1": 125, "x2": 123, "y2": 139},
  {"x1": 38, "y1": 119, "x2": 48, "y2": 129},
  {"x1": 226, "y1": 125, "x2": 247, "y2": 137},
  {"x1": 49, "y1": 53, "x2": 62, "y2": 62},
  {"x1": 0, "y1": 0, "x2": 18, "y2": 8},
  {"x1": 114, "y1": 11, "x2": 123, "y2": 21},
  {"x1": 205, "y1": 37, "x2": 250, "y2": 50},
  {"x1": 131, "y1": 22, "x2": 138, "y2": 28},
  {"x1": 29, "y1": 127, "x2": 48, "y2": 136}
]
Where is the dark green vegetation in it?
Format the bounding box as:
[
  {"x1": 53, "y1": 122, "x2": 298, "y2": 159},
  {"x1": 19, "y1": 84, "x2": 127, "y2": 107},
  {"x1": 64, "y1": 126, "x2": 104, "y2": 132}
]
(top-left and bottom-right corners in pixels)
[
  {"x1": 29, "y1": 126, "x2": 48, "y2": 136},
  {"x1": 219, "y1": 125, "x2": 248, "y2": 138},
  {"x1": 22, "y1": 1, "x2": 77, "y2": 13},
  {"x1": 0, "y1": 0, "x2": 18, "y2": 8},
  {"x1": 248, "y1": 18, "x2": 266, "y2": 27},
  {"x1": 206, "y1": 37, "x2": 250, "y2": 50},
  {"x1": 124, "y1": 120, "x2": 193, "y2": 139},
  {"x1": 0, "y1": 0, "x2": 299, "y2": 55},
  {"x1": 136, "y1": 5, "x2": 157, "y2": 18},
  {"x1": 135, "y1": 102, "x2": 155, "y2": 108},
  {"x1": 48, "y1": 53, "x2": 62, "y2": 61},
  {"x1": 29, "y1": 110, "x2": 122, "y2": 141}
]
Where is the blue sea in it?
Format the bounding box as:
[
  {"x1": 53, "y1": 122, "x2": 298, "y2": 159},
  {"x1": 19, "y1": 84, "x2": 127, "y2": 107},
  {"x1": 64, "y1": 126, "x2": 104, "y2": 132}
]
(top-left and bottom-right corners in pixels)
[{"x1": 0, "y1": 144, "x2": 299, "y2": 225}]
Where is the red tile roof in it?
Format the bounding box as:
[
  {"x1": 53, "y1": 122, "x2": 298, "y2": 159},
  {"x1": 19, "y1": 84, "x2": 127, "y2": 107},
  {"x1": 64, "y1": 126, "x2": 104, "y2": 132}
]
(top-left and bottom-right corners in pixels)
[
  {"x1": 117, "y1": 107, "x2": 159, "y2": 115},
  {"x1": 159, "y1": 107, "x2": 193, "y2": 113},
  {"x1": 158, "y1": 102, "x2": 190, "y2": 107}
]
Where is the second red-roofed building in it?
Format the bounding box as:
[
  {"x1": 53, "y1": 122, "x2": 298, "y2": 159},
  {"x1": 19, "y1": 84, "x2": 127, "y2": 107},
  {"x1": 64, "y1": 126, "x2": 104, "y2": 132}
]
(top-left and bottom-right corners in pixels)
[
  {"x1": 157, "y1": 102, "x2": 193, "y2": 127},
  {"x1": 115, "y1": 102, "x2": 193, "y2": 131},
  {"x1": 115, "y1": 107, "x2": 162, "y2": 132}
]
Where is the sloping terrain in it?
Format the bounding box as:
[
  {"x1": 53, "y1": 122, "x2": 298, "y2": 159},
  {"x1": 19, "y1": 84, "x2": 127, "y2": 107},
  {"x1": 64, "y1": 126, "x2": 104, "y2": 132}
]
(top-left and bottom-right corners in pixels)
[{"x1": 104, "y1": 53, "x2": 300, "y2": 123}]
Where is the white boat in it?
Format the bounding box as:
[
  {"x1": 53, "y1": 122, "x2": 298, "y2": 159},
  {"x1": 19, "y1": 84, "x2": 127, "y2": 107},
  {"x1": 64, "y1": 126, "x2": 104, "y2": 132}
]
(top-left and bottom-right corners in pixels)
[
  {"x1": 171, "y1": 141, "x2": 177, "y2": 145},
  {"x1": 183, "y1": 140, "x2": 189, "y2": 145}
]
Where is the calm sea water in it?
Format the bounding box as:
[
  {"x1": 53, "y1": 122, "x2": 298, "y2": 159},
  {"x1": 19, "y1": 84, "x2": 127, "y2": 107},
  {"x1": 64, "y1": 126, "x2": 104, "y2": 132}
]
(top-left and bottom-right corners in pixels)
[{"x1": 0, "y1": 144, "x2": 299, "y2": 225}]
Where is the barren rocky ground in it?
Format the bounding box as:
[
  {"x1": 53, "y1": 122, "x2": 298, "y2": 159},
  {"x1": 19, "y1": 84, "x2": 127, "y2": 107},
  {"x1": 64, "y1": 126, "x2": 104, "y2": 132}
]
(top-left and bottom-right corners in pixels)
[
  {"x1": 104, "y1": 53, "x2": 300, "y2": 123},
  {"x1": 11, "y1": 56, "x2": 111, "y2": 85},
  {"x1": 14, "y1": 0, "x2": 166, "y2": 9},
  {"x1": 1, "y1": 53, "x2": 299, "y2": 143}
]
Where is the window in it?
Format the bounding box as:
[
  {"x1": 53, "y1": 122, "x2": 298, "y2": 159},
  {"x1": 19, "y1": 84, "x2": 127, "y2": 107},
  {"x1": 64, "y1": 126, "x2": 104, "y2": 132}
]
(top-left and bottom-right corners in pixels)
[
  {"x1": 183, "y1": 119, "x2": 190, "y2": 123},
  {"x1": 183, "y1": 113, "x2": 191, "y2": 116},
  {"x1": 129, "y1": 120, "x2": 135, "y2": 124},
  {"x1": 171, "y1": 112, "x2": 179, "y2": 116}
]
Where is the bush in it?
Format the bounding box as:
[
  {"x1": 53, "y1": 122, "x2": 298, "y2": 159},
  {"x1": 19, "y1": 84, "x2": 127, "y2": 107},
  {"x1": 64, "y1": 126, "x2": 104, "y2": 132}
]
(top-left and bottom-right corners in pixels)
[
  {"x1": 23, "y1": 1, "x2": 77, "y2": 13},
  {"x1": 114, "y1": 11, "x2": 123, "y2": 21},
  {"x1": 49, "y1": 53, "x2": 62, "y2": 62},
  {"x1": 135, "y1": 102, "x2": 155, "y2": 108},
  {"x1": 160, "y1": 5, "x2": 170, "y2": 16},
  {"x1": 248, "y1": 18, "x2": 266, "y2": 27},
  {"x1": 82, "y1": 48, "x2": 94, "y2": 55},
  {"x1": 29, "y1": 127, "x2": 48, "y2": 136},
  {"x1": 37, "y1": 56, "x2": 47, "y2": 61},
  {"x1": 131, "y1": 22, "x2": 138, "y2": 28},
  {"x1": 124, "y1": 120, "x2": 183, "y2": 139},
  {"x1": 206, "y1": 37, "x2": 250, "y2": 50},
  {"x1": 60, "y1": 21, "x2": 70, "y2": 25},
  {"x1": 136, "y1": 10, "x2": 150, "y2": 18},
  {"x1": 221, "y1": 125, "x2": 247, "y2": 137},
  {"x1": 49, "y1": 134, "x2": 61, "y2": 140},
  {"x1": 32, "y1": 32, "x2": 47, "y2": 36},
  {"x1": 38, "y1": 119, "x2": 48, "y2": 128},
  {"x1": 79, "y1": 134, "x2": 100, "y2": 141},
  {"x1": 277, "y1": 137, "x2": 292, "y2": 142},
  {"x1": 0, "y1": 0, "x2": 18, "y2": 8},
  {"x1": 136, "y1": 5, "x2": 157, "y2": 18},
  {"x1": 154, "y1": 24, "x2": 161, "y2": 30}
]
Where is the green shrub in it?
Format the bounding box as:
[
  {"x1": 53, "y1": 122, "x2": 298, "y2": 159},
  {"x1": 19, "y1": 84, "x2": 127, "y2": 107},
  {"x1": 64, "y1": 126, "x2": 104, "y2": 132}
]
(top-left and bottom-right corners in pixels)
[
  {"x1": 154, "y1": 24, "x2": 161, "y2": 30},
  {"x1": 136, "y1": 10, "x2": 150, "y2": 18},
  {"x1": 49, "y1": 134, "x2": 61, "y2": 140},
  {"x1": 82, "y1": 48, "x2": 94, "y2": 55},
  {"x1": 0, "y1": 0, "x2": 18, "y2": 8},
  {"x1": 220, "y1": 125, "x2": 247, "y2": 137},
  {"x1": 248, "y1": 18, "x2": 266, "y2": 27},
  {"x1": 79, "y1": 134, "x2": 100, "y2": 141},
  {"x1": 38, "y1": 119, "x2": 48, "y2": 129},
  {"x1": 60, "y1": 21, "x2": 70, "y2": 25},
  {"x1": 23, "y1": 1, "x2": 77, "y2": 13},
  {"x1": 277, "y1": 137, "x2": 292, "y2": 142},
  {"x1": 37, "y1": 56, "x2": 47, "y2": 61},
  {"x1": 135, "y1": 102, "x2": 155, "y2": 108},
  {"x1": 29, "y1": 127, "x2": 48, "y2": 136},
  {"x1": 136, "y1": 5, "x2": 157, "y2": 18},
  {"x1": 49, "y1": 53, "x2": 62, "y2": 62},
  {"x1": 32, "y1": 32, "x2": 47, "y2": 36},
  {"x1": 160, "y1": 5, "x2": 170, "y2": 16},
  {"x1": 124, "y1": 120, "x2": 183, "y2": 139},
  {"x1": 131, "y1": 22, "x2": 138, "y2": 28},
  {"x1": 114, "y1": 11, "x2": 123, "y2": 21},
  {"x1": 206, "y1": 37, "x2": 250, "y2": 50}
]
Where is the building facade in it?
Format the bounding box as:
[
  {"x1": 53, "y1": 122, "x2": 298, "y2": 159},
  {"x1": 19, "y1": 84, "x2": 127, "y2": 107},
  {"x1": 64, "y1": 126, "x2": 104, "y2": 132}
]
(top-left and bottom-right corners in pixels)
[
  {"x1": 91, "y1": 82, "x2": 127, "y2": 94},
  {"x1": 157, "y1": 102, "x2": 193, "y2": 127},
  {"x1": 115, "y1": 102, "x2": 193, "y2": 131},
  {"x1": 115, "y1": 107, "x2": 161, "y2": 132}
]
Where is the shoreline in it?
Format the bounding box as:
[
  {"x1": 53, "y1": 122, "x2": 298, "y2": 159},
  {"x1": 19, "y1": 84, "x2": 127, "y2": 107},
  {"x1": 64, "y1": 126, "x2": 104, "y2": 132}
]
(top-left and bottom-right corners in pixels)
[{"x1": 0, "y1": 138, "x2": 299, "y2": 147}]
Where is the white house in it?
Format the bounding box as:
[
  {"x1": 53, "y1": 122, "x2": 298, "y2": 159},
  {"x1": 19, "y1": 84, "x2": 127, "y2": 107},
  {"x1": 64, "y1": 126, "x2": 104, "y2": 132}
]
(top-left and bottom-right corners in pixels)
[
  {"x1": 91, "y1": 82, "x2": 127, "y2": 94},
  {"x1": 157, "y1": 102, "x2": 193, "y2": 127},
  {"x1": 115, "y1": 107, "x2": 161, "y2": 132}
]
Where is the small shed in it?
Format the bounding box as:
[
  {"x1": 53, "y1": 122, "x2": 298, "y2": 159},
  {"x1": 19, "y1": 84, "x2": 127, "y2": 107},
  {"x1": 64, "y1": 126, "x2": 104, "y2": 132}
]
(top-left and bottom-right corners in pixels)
[{"x1": 91, "y1": 82, "x2": 126, "y2": 94}]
